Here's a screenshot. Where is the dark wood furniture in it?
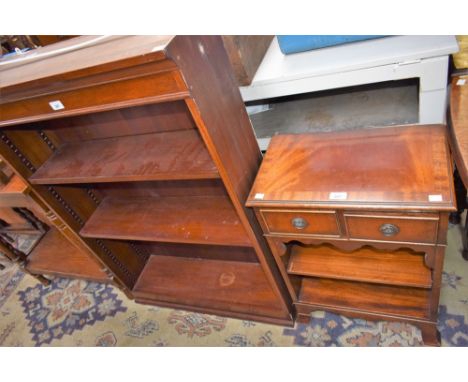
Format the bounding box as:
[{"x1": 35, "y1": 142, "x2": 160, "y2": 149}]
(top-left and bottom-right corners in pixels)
[
  {"x1": 0, "y1": 158, "x2": 14, "y2": 184},
  {"x1": 221, "y1": 36, "x2": 273, "y2": 86},
  {"x1": 0, "y1": 162, "x2": 109, "y2": 283},
  {"x1": 246, "y1": 124, "x2": 455, "y2": 346},
  {"x1": 448, "y1": 74, "x2": 468, "y2": 260},
  {"x1": 0, "y1": 164, "x2": 46, "y2": 275},
  {"x1": 0, "y1": 171, "x2": 48, "y2": 244},
  {"x1": 0, "y1": 35, "x2": 293, "y2": 325}
]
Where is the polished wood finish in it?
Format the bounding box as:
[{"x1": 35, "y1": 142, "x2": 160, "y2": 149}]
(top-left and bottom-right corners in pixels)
[
  {"x1": 449, "y1": 75, "x2": 468, "y2": 186},
  {"x1": 448, "y1": 75, "x2": 468, "y2": 260},
  {"x1": 247, "y1": 124, "x2": 454, "y2": 211},
  {"x1": 298, "y1": 278, "x2": 431, "y2": 320},
  {"x1": 42, "y1": 100, "x2": 196, "y2": 142},
  {"x1": 0, "y1": 36, "x2": 174, "y2": 88},
  {"x1": 221, "y1": 36, "x2": 273, "y2": 86},
  {"x1": 0, "y1": 158, "x2": 14, "y2": 184},
  {"x1": 0, "y1": 36, "x2": 292, "y2": 324},
  {"x1": 0, "y1": 172, "x2": 32, "y2": 208},
  {"x1": 247, "y1": 125, "x2": 455, "y2": 345},
  {"x1": 133, "y1": 255, "x2": 290, "y2": 322},
  {"x1": 0, "y1": 168, "x2": 110, "y2": 283},
  {"x1": 450, "y1": 168, "x2": 468, "y2": 260},
  {"x1": 288, "y1": 244, "x2": 432, "y2": 288},
  {"x1": 80, "y1": 195, "x2": 251, "y2": 247},
  {"x1": 344, "y1": 213, "x2": 439, "y2": 244},
  {"x1": 166, "y1": 36, "x2": 293, "y2": 321},
  {"x1": 26, "y1": 228, "x2": 108, "y2": 282},
  {"x1": 140, "y1": 242, "x2": 258, "y2": 263},
  {"x1": 30, "y1": 130, "x2": 218, "y2": 184},
  {"x1": 259, "y1": 209, "x2": 340, "y2": 237},
  {"x1": 0, "y1": 70, "x2": 189, "y2": 127}
]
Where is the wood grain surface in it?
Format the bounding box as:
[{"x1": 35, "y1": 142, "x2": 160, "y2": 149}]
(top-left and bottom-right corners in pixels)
[
  {"x1": 80, "y1": 194, "x2": 251, "y2": 247},
  {"x1": 247, "y1": 124, "x2": 455, "y2": 211},
  {"x1": 30, "y1": 130, "x2": 218, "y2": 184},
  {"x1": 448, "y1": 75, "x2": 468, "y2": 185},
  {"x1": 26, "y1": 227, "x2": 109, "y2": 282},
  {"x1": 299, "y1": 278, "x2": 431, "y2": 320},
  {"x1": 133, "y1": 255, "x2": 288, "y2": 319},
  {"x1": 288, "y1": 244, "x2": 432, "y2": 288}
]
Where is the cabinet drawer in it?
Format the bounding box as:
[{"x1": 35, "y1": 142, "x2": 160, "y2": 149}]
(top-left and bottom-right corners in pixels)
[
  {"x1": 344, "y1": 213, "x2": 438, "y2": 244},
  {"x1": 259, "y1": 210, "x2": 340, "y2": 236}
]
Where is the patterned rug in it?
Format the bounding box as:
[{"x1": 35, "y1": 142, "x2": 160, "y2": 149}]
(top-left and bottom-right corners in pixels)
[{"x1": 1, "y1": 225, "x2": 467, "y2": 346}]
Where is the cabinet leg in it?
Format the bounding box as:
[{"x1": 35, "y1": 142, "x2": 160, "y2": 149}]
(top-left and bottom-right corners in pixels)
[
  {"x1": 419, "y1": 322, "x2": 441, "y2": 346},
  {"x1": 450, "y1": 168, "x2": 468, "y2": 260},
  {"x1": 462, "y1": 212, "x2": 468, "y2": 261},
  {"x1": 450, "y1": 168, "x2": 467, "y2": 225},
  {"x1": 296, "y1": 313, "x2": 310, "y2": 324},
  {"x1": 30, "y1": 273, "x2": 51, "y2": 286}
]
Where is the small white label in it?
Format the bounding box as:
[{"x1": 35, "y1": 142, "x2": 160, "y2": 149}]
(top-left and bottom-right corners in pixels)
[
  {"x1": 49, "y1": 100, "x2": 65, "y2": 110},
  {"x1": 428, "y1": 194, "x2": 443, "y2": 202},
  {"x1": 329, "y1": 192, "x2": 348, "y2": 200},
  {"x1": 254, "y1": 193, "x2": 265, "y2": 200},
  {"x1": 457, "y1": 79, "x2": 466, "y2": 86}
]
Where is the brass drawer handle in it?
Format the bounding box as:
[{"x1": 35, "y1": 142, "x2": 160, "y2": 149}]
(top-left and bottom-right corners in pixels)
[
  {"x1": 379, "y1": 223, "x2": 400, "y2": 237},
  {"x1": 291, "y1": 217, "x2": 308, "y2": 230}
]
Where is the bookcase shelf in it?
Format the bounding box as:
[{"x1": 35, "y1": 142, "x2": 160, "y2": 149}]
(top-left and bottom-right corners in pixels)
[
  {"x1": 80, "y1": 194, "x2": 252, "y2": 247},
  {"x1": 133, "y1": 255, "x2": 289, "y2": 323},
  {"x1": 26, "y1": 228, "x2": 109, "y2": 282},
  {"x1": 30, "y1": 130, "x2": 219, "y2": 185}
]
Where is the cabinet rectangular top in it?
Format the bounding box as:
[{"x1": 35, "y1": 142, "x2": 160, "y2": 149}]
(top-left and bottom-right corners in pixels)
[{"x1": 247, "y1": 124, "x2": 455, "y2": 211}]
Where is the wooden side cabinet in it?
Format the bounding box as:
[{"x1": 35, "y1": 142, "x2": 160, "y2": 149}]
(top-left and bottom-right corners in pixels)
[
  {"x1": 247, "y1": 124, "x2": 455, "y2": 345},
  {"x1": 0, "y1": 36, "x2": 293, "y2": 325}
]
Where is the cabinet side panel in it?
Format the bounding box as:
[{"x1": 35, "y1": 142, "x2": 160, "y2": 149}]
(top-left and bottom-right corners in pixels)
[{"x1": 166, "y1": 36, "x2": 293, "y2": 319}]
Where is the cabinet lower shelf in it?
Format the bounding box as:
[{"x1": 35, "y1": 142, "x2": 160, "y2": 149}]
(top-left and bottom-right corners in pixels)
[
  {"x1": 26, "y1": 228, "x2": 109, "y2": 282},
  {"x1": 296, "y1": 277, "x2": 431, "y2": 321},
  {"x1": 287, "y1": 244, "x2": 432, "y2": 288},
  {"x1": 132, "y1": 255, "x2": 291, "y2": 324}
]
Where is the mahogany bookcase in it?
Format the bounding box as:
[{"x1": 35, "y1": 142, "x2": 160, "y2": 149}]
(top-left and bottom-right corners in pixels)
[{"x1": 0, "y1": 36, "x2": 293, "y2": 325}]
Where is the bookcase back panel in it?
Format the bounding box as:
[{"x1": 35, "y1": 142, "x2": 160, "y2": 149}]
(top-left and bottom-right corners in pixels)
[
  {"x1": 132, "y1": 241, "x2": 259, "y2": 263},
  {"x1": 40, "y1": 100, "x2": 196, "y2": 144},
  {"x1": 93, "y1": 179, "x2": 227, "y2": 199}
]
